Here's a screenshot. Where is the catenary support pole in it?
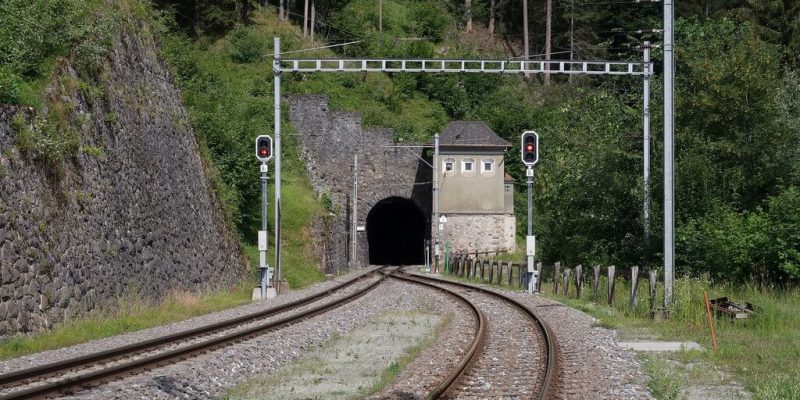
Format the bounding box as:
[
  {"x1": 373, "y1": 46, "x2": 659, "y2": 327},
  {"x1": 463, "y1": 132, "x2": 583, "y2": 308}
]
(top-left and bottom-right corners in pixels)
[
  {"x1": 433, "y1": 134, "x2": 440, "y2": 273},
  {"x1": 643, "y1": 41, "x2": 651, "y2": 267},
  {"x1": 523, "y1": 0, "x2": 530, "y2": 79},
  {"x1": 664, "y1": 0, "x2": 675, "y2": 311},
  {"x1": 352, "y1": 155, "x2": 358, "y2": 266},
  {"x1": 273, "y1": 37, "x2": 283, "y2": 290}
]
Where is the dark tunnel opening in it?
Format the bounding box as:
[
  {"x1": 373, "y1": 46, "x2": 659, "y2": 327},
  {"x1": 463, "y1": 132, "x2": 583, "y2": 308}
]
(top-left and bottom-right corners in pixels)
[{"x1": 366, "y1": 197, "x2": 426, "y2": 265}]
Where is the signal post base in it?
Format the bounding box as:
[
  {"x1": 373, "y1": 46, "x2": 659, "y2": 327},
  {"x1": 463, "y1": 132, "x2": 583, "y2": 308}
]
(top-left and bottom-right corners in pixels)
[{"x1": 252, "y1": 287, "x2": 277, "y2": 300}]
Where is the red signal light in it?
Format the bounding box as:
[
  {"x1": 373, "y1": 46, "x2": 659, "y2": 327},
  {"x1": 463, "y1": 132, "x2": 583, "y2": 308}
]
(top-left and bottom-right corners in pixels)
[
  {"x1": 521, "y1": 131, "x2": 539, "y2": 166},
  {"x1": 255, "y1": 135, "x2": 273, "y2": 161}
]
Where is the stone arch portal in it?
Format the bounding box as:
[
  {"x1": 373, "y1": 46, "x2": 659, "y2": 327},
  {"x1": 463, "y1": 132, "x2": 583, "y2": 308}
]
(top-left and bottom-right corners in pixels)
[{"x1": 366, "y1": 197, "x2": 426, "y2": 265}]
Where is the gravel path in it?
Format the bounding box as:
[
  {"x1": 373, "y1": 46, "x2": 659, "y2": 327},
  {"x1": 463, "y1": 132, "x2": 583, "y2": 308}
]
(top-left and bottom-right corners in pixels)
[
  {"x1": 228, "y1": 311, "x2": 444, "y2": 399},
  {"x1": 0, "y1": 267, "x2": 378, "y2": 375}
]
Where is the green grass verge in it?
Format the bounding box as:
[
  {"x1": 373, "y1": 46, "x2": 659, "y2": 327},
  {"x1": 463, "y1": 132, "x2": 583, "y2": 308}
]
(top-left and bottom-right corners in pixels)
[
  {"x1": 0, "y1": 285, "x2": 252, "y2": 360},
  {"x1": 539, "y1": 276, "x2": 800, "y2": 400}
]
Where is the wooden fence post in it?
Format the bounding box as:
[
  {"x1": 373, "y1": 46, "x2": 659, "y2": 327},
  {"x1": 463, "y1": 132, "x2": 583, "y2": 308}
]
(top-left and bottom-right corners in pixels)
[
  {"x1": 575, "y1": 264, "x2": 583, "y2": 299},
  {"x1": 649, "y1": 269, "x2": 658, "y2": 318},
  {"x1": 593, "y1": 265, "x2": 601, "y2": 300},
  {"x1": 489, "y1": 261, "x2": 495, "y2": 283},
  {"x1": 507, "y1": 262, "x2": 513, "y2": 286},
  {"x1": 631, "y1": 266, "x2": 640, "y2": 310},
  {"x1": 498, "y1": 262, "x2": 504, "y2": 285},
  {"x1": 536, "y1": 262, "x2": 543, "y2": 292},
  {"x1": 607, "y1": 265, "x2": 616, "y2": 305},
  {"x1": 562, "y1": 268, "x2": 571, "y2": 296},
  {"x1": 553, "y1": 261, "x2": 561, "y2": 295}
]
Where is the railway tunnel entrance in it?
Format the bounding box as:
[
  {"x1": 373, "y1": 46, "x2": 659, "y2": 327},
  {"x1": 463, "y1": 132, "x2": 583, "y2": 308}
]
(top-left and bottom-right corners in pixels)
[{"x1": 366, "y1": 197, "x2": 426, "y2": 265}]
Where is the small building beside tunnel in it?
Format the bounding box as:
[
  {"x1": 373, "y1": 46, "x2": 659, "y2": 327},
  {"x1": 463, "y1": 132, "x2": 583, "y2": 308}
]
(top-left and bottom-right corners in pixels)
[
  {"x1": 435, "y1": 121, "x2": 517, "y2": 255},
  {"x1": 288, "y1": 95, "x2": 515, "y2": 269}
]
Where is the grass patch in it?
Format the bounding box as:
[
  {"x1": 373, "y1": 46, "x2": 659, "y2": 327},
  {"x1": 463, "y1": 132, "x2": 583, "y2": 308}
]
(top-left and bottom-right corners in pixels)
[
  {"x1": 539, "y1": 276, "x2": 800, "y2": 399},
  {"x1": 0, "y1": 285, "x2": 252, "y2": 360},
  {"x1": 642, "y1": 355, "x2": 682, "y2": 400}
]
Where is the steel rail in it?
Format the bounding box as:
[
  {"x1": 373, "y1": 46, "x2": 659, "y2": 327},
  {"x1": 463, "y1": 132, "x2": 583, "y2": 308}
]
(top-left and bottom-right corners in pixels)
[
  {"x1": 0, "y1": 267, "x2": 382, "y2": 389},
  {"x1": 0, "y1": 268, "x2": 392, "y2": 400},
  {"x1": 383, "y1": 273, "x2": 486, "y2": 400},
  {"x1": 403, "y1": 272, "x2": 558, "y2": 400}
]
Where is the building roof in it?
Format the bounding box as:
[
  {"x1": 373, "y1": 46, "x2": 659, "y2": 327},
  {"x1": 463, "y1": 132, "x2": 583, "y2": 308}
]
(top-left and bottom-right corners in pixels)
[
  {"x1": 504, "y1": 173, "x2": 516, "y2": 182},
  {"x1": 438, "y1": 121, "x2": 511, "y2": 147}
]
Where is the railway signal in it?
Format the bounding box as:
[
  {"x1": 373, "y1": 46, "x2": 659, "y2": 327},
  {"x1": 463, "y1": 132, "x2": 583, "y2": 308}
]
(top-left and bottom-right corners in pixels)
[
  {"x1": 521, "y1": 131, "x2": 539, "y2": 166},
  {"x1": 255, "y1": 135, "x2": 275, "y2": 300},
  {"x1": 255, "y1": 135, "x2": 273, "y2": 162},
  {"x1": 522, "y1": 131, "x2": 540, "y2": 293}
]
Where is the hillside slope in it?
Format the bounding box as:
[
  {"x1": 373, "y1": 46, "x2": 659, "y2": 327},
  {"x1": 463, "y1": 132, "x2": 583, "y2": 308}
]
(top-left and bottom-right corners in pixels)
[{"x1": 0, "y1": 5, "x2": 246, "y2": 334}]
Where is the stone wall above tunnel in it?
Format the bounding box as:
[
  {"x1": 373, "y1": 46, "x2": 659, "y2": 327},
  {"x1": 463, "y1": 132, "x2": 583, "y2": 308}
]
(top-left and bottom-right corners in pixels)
[{"x1": 288, "y1": 95, "x2": 432, "y2": 269}]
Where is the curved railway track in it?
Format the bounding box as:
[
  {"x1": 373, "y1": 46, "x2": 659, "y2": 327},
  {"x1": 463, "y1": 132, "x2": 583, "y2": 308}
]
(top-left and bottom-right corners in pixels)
[
  {"x1": 1, "y1": 267, "x2": 556, "y2": 400},
  {"x1": 392, "y1": 270, "x2": 558, "y2": 400},
  {"x1": 0, "y1": 267, "x2": 391, "y2": 400}
]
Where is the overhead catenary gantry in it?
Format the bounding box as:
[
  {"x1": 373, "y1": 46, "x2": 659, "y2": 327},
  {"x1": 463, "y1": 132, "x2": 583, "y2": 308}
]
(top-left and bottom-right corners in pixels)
[{"x1": 269, "y1": 36, "x2": 672, "y2": 308}]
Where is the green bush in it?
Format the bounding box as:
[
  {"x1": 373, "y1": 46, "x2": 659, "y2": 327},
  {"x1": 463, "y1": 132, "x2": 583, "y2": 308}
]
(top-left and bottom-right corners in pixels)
[
  {"x1": 0, "y1": 67, "x2": 21, "y2": 104},
  {"x1": 229, "y1": 26, "x2": 266, "y2": 64},
  {"x1": 677, "y1": 187, "x2": 800, "y2": 282}
]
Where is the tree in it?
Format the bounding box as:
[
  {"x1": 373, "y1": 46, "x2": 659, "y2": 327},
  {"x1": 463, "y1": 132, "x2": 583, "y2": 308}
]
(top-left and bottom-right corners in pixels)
[
  {"x1": 465, "y1": 0, "x2": 473, "y2": 32},
  {"x1": 488, "y1": 0, "x2": 495, "y2": 34},
  {"x1": 545, "y1": 0, "x2": 552, "y2": 85},
  {"x1": 304, "y1": 0, "x2": 309, "y2": 36}
]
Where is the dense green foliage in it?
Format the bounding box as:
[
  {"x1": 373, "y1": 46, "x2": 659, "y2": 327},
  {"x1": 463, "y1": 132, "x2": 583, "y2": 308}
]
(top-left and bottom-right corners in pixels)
[
  {"x1": 0, "y1": 0, "x2": 113, "y2": 105},
  {"x1": 2, "y1": 0, "x2": 799, "y2": 285}
]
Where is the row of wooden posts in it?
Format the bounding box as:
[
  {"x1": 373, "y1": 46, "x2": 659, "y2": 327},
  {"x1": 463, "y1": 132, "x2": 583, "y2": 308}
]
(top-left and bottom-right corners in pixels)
[
  {"x1": 448, "y1": 255, "x2": 534, "y2": 288},
  {"x1": 448, "y1": 256, "x2": 661, "y2": 314}
]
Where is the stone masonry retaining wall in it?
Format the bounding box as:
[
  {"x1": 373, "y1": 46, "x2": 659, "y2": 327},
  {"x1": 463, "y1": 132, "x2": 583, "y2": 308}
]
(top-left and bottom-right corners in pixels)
[
  {"x1": 0, "y1": 28, "x2": 246, "y2": 334},
  {"x1": 441, "y1": 214, "x2": 517, "y2": 254}
]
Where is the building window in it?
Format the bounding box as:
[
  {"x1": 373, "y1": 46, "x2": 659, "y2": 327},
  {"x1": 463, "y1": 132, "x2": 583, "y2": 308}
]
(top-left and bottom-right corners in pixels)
[
  {"x1": 481, "y1": 158, "x2": 495, "y2": 176},
  {"x1": 462, "y1": 158, "x2": 475, "y2": 175},
  {"x1": 505, "y1": 184, "x2": 512, "y2": 193},
  {"x1": 443, "y1": 158, "x2": 455, "y2": 176}
]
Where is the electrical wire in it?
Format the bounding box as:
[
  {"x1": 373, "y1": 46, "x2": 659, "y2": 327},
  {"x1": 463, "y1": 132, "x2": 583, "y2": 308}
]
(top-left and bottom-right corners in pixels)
[{"x1": 276, "y1": 40, "x2": 364, "y2": 56}]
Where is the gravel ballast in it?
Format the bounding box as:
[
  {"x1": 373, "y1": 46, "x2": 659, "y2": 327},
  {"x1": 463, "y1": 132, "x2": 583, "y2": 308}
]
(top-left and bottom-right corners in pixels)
[
  {"x1": 64, "y1": 279, "x2": 467, "y2": 399},
  {"x1": 0, "y1": 267, "x2": 378, "y2": 375},
  {"x1": 2, "y1": 268, "x2": 656, "y2": 399},
  {"x1": 415, "y1": 272, "x2": 654, "y2": 400}
]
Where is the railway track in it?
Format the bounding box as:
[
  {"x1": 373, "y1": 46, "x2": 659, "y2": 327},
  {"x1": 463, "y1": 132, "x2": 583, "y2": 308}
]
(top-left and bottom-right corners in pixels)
[
  {"x1": 0, "y1": 267, "x2": 391, "y2": 400},
  {"x1": 391, "y1": 271, "x2": 557, "y2": 400},
  {"x1": 1, "y1": 267, "x2": 556, "y2": 399}
]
